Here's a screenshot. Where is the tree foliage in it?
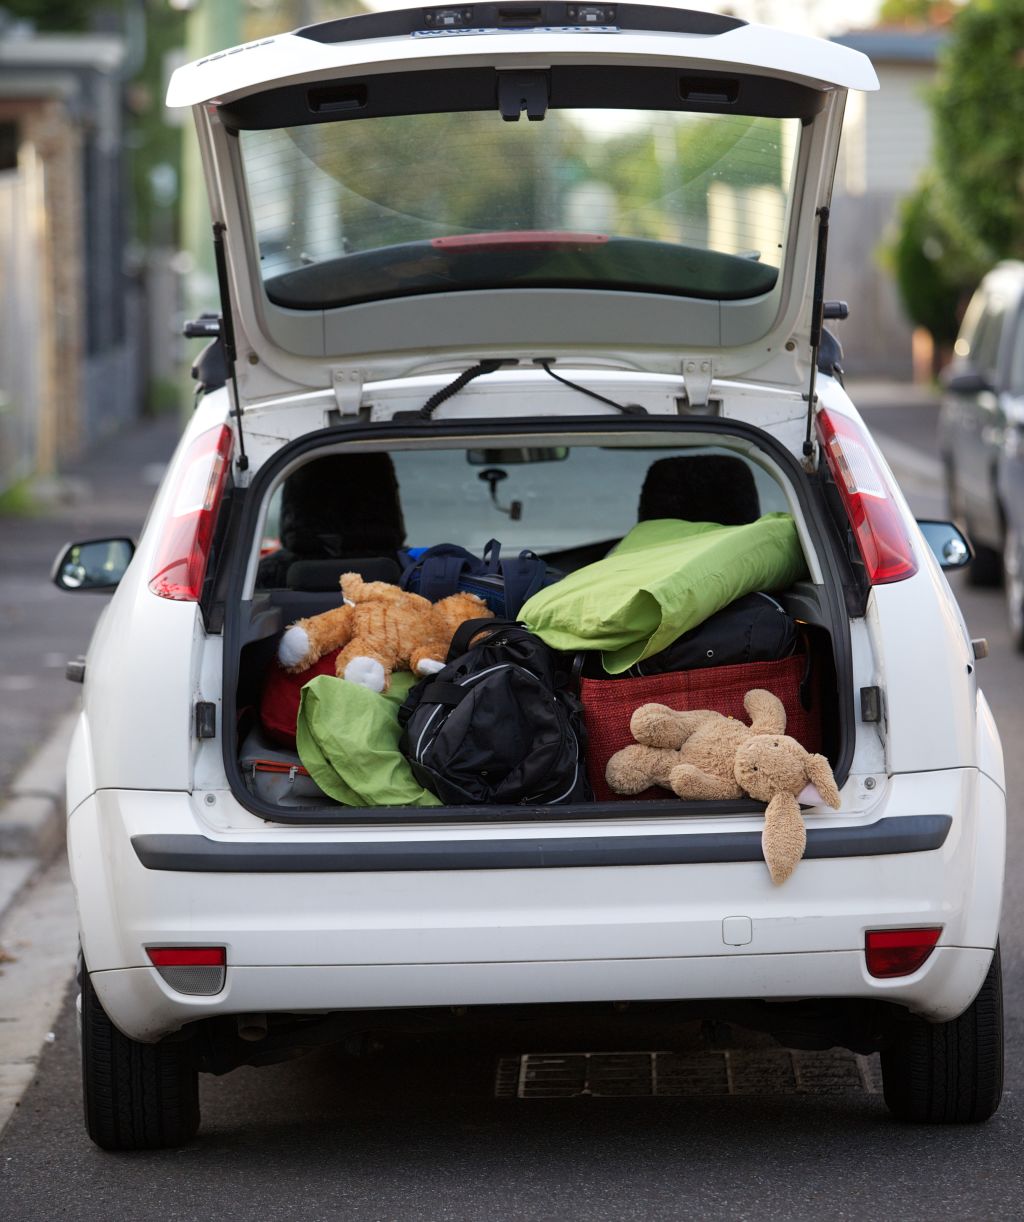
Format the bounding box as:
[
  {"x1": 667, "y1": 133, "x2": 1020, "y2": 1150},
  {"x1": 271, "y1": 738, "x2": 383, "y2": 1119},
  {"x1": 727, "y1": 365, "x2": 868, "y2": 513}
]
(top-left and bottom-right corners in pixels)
[
  {"x1": 877, "y1": 0, "x2": 957, "y2": 25},
  {"x1": 890, "y1": 0, "x2": 1024, "y2": 340},
  {"x1": 2, "y1": 0, "x2": 95, "y2": 32},
  {"x1": 931, "y1": 0, "x2": 1024, "y2": 260},
  {"x1": 886, "y1": 175, "x2": 988, "y2": 345}
]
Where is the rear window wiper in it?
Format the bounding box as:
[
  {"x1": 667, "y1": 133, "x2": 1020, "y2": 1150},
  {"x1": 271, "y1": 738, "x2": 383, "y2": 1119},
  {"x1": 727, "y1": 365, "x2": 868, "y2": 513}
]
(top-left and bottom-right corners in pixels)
[{"x1": 415, "y1": 358, "x2": 647, "y2": 419}]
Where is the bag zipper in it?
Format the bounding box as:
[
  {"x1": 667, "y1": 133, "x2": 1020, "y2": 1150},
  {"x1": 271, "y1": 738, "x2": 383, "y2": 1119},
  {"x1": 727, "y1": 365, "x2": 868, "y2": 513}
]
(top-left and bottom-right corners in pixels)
[{"x1": 248, "y1": 759, "x2": 310, "y2": 780}]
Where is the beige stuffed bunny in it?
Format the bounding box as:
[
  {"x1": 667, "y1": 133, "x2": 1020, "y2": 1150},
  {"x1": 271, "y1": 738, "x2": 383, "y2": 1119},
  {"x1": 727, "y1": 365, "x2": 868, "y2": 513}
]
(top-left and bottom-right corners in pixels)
[
  {"x1": 605, "y1": 689, "x2": 840, "y2": 884},
  {"x1": 277, "y1": 572, "x2": 491, "y2": 693}
]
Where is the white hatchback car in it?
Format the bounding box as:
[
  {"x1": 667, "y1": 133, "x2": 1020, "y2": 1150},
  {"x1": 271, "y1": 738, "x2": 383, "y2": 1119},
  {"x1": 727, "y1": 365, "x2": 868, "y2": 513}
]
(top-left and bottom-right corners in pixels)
[{"x1": 56, "y1": 4, "x2": 1004, "y2": 1149}]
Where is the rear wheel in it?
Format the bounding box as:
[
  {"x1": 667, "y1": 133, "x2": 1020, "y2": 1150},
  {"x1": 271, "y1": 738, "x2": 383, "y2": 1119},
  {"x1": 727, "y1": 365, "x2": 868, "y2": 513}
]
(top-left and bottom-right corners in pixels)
[
  {"x1": 881, "y1": 946, "x2": 1003, "y2": 1124},
  {"x1": 80, "y1": 959, "x2": 200, "y2": 1150}
]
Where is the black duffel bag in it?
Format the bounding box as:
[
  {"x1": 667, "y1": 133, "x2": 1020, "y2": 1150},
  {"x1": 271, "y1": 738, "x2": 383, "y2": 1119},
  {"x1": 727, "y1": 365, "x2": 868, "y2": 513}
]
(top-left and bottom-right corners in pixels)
[
  {"x1": 624, "y1": 590, "x2": 797, "y2": 677},
  {"x1": 398, "y1": 619, "x2": 589, "y2": 805}
]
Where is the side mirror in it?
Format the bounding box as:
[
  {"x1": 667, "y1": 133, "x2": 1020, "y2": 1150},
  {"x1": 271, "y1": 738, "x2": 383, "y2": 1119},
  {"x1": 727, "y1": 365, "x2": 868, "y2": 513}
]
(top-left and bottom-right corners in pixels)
[
  {"x1": 942, "y1": 368, "x2": 993, "y2": 395},
  {"x1": 51, "y1": 538, "x2": 135, "y2": 593},
  {"x1": 916, "y1": 520, "x2": 973, "y2": 571}
]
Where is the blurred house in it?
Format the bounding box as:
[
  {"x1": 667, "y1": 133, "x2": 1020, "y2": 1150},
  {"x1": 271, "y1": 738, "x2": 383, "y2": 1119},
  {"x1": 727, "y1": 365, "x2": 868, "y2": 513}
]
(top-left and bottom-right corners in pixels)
[
  {"x1": 0, "y1": 25, "x2": 141, "y2": 495},
  {"x1": 826, "y1": 28, "x2": 947, "y2": 380}
]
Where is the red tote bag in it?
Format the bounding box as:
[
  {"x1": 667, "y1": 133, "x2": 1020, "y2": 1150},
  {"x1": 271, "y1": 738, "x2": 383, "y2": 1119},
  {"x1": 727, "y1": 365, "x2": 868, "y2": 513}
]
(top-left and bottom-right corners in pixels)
[{"x1": 581, "y1": 654, "x2": 822, "y2": 802}]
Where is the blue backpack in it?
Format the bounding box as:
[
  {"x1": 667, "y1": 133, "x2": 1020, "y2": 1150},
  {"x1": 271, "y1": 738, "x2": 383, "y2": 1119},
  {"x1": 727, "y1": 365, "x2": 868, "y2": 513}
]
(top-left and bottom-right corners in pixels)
[{"x1": 399, "y1": 539, "x2": 556, "y2": 618}]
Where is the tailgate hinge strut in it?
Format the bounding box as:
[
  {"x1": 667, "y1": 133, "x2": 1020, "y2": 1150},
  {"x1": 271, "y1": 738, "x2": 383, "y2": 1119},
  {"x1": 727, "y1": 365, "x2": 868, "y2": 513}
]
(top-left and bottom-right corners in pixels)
[
  {"x1": 212, "y1": 222, "x2": 249, "y2": 472},
  {"x1": 681, "y1": 357, "x2": 715, "y2": 410},
  {"x1": 803, "y1": 204, "x2": 831, "y2": 462},
  {"x1": 331, "y1": 368, "x2": 364, "y2": 416}
]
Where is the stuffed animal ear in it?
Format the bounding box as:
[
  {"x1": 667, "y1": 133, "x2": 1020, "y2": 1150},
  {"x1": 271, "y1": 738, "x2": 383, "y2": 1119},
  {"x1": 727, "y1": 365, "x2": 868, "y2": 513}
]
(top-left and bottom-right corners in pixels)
[{"x1": 804, "y1": 753, "x2": 841, "y2": 809}]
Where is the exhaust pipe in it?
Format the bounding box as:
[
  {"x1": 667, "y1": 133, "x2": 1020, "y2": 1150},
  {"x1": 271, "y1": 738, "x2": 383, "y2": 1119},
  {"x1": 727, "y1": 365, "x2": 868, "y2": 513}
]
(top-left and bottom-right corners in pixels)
[{"x1": 237, "y1": 1013, "x2": 268, "y2": 1042}]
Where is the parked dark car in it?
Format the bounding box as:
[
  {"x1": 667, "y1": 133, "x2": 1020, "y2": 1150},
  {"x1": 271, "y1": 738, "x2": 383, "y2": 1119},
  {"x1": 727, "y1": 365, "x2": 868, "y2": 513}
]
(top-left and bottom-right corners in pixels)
[{"x1": 938, "y1": 262, "x2": 1024, "y2": 610}]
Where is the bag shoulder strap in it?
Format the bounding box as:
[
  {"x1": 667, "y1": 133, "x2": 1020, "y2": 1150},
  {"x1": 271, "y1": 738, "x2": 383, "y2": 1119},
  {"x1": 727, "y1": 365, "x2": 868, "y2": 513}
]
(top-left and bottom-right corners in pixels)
[
  {"x1": 499, "y1": 549, "x2": 549, "y2": 618},
  {"x1": 401, "y1": 543, "x2": 481, "y2": 602}
]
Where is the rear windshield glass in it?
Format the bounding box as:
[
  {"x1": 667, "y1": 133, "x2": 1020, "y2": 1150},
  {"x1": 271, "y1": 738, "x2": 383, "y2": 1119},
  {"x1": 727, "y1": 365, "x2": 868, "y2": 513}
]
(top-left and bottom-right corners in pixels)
[
  {"x1": 257, "y1": 443, "x2": 789, "y2": 589},
  {"x1": 240, "y1": 109, "x2": 799, "y2": 310}
]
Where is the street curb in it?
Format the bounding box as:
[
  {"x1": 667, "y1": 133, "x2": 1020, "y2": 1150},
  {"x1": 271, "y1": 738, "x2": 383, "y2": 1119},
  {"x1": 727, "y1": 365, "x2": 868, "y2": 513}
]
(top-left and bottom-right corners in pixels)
[
  {"x1": 0, "y1": 716, "x2": 78, "y2": 1141},
  {"x1": 0, "y1": 711, "x2": 76, "y2": 862}
]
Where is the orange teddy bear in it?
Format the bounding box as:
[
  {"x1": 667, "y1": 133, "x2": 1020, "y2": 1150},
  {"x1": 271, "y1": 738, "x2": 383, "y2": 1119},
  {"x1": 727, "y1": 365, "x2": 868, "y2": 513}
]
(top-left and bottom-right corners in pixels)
[{"x1": 276, "y1": 572, "x2": 491, "y2": 693}]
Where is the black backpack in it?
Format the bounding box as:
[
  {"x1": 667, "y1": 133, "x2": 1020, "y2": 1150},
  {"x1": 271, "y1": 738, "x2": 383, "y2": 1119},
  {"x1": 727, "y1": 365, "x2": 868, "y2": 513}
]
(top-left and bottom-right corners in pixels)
[{"x1": 398, "y1": 619, "x2": 589, "y2": 806}]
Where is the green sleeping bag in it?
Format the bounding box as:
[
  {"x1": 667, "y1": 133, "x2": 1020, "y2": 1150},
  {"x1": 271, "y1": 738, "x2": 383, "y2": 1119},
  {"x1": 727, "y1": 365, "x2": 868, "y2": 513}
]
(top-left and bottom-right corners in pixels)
[{"x1": 519, "y1": 515, "x2": 807, "y2": 673}]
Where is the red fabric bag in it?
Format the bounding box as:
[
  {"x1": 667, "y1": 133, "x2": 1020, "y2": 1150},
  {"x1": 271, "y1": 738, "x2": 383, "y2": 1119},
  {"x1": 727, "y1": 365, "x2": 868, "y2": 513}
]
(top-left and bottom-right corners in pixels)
[
  {"x1": 259, "y1": 649, "x2": 341, "y2": 747},
  {"x1": 581, "y1": 654, "x2": 821, "y2": 802}
]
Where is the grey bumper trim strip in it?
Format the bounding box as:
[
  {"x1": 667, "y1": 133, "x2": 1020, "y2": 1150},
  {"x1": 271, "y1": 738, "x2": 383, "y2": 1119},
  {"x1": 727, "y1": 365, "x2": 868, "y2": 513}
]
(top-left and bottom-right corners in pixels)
[{"x1": 131, "y1": 815, "x2": 952, "y2": 873}]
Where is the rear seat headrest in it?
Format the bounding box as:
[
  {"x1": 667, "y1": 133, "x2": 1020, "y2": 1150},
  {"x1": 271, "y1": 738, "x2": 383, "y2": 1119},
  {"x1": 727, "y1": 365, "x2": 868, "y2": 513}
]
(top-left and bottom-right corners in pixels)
[
  {"x1": 638, "y1": 455, "x2": 760, "y2": 526},
  {"x1": 280, "y1": 453, "x2": 406, "y2": 557}
]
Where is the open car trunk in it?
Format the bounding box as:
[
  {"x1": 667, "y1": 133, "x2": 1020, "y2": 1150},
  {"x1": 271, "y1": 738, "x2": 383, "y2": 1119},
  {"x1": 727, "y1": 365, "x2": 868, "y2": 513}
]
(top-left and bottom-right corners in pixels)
[{"x1": 220, "y1": 411, "x2": 854, "y2": 825}]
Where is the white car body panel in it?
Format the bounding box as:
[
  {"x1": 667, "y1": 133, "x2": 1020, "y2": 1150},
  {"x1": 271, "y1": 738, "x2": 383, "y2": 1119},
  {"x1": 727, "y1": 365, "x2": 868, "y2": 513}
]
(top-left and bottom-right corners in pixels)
[
  {"x1": 68, "y1": 764, "x2": 1002, "y2": 1042},
  {"x1": 166, "y1": 26, "x2": 878, "y2": 112}
]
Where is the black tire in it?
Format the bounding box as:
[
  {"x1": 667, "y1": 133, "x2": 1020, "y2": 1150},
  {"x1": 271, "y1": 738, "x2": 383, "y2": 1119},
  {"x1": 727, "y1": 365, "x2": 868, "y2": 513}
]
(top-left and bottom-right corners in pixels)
[
  {"x1": 81, "y1": 960, "x2": 200, "y2": 1150},
  {"x1": 881, "y1": 945, "x2": 1003, "y2": 1124}
]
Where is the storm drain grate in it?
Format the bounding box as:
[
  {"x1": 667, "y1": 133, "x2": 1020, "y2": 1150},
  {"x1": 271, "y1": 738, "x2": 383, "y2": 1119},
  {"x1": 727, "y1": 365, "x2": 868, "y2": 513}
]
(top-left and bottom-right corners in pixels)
[{"x1": 495, "y1": 1050, "x2": 882, "y2": 1099}]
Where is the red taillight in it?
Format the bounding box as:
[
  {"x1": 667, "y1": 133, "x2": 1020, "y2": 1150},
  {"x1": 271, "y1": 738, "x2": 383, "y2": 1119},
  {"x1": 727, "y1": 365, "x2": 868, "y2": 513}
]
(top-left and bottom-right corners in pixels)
[
  {"x1": 865, "y1": 928, "x2": 941, "y2": 978},
  {"x1": 149, "y1": 425, "x2": 233, "y2": 601},
  {"x1": 146, "y1": 947, "x2": 226, "y2": 967},
  {"x1": 817, "y1": 410, "x2": 918, "y2": 584}
]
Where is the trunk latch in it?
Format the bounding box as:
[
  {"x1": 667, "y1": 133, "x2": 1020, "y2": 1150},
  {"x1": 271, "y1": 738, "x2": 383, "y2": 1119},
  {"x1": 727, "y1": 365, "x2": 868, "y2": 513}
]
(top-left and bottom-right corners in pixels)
[{"x1": 498, "y1": 70, "x2": 549, "y2": 121}]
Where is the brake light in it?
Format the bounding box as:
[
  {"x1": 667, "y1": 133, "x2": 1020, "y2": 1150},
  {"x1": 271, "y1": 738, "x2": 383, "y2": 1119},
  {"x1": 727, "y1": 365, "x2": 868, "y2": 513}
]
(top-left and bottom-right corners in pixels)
[
  {"x1": 817, "y1": 410, "x2": 918, "y2": 584},
  {"x1": 432, "y1": 230, "x2": 608, "y2": 251},
  {"x1": 865, "y1": 928, "x2": 941, "y2": 978},
  {"x1": 149, "y1": 425, "x2": 233, "y2": 601}
]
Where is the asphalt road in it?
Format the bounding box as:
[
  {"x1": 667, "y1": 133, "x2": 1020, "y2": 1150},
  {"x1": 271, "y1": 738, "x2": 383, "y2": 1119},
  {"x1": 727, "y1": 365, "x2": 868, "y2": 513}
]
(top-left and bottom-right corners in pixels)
[{"x1": 3, "y1": 395, "x2": 1023, "y2": 1221}]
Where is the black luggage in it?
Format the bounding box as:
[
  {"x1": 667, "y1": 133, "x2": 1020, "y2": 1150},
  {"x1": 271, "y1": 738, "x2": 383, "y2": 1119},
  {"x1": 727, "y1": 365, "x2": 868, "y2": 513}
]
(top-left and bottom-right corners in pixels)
[
  {"x1": 398, "y1": 619, "x2": 588, "y2": 805},
  {"x1": 624, "y1": 591, "x2": 797, "y2": 676}
]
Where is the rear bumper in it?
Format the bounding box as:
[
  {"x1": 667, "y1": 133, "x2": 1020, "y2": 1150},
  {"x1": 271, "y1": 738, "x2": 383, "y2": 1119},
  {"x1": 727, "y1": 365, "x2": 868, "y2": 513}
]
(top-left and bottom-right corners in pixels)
[
  {"x1": 92, "y1": 946, "x2": 995, "y2": 1044},
  {"x1": 130, "y1": 815, "x2": 952, "y2": 872},
  {"x1": 68, "y1": 768, "x2": 1005, "y2": 1042}
]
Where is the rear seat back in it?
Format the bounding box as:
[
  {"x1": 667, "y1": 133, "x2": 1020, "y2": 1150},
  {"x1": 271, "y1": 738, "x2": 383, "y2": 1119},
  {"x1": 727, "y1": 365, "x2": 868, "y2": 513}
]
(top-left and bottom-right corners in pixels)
[{"x1": 258, "y1": 452, "x2": 406, "y2": 589}]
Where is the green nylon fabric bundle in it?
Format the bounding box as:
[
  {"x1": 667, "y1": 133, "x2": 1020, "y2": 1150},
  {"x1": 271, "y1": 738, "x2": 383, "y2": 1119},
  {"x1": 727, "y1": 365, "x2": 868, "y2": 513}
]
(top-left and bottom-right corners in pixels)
[
  {"x1": 296, "y1": 671, "x2": 441, "y2": 807},
  {"x1": 519, "y1": 515, "x2": 808, "y2": 673}
]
